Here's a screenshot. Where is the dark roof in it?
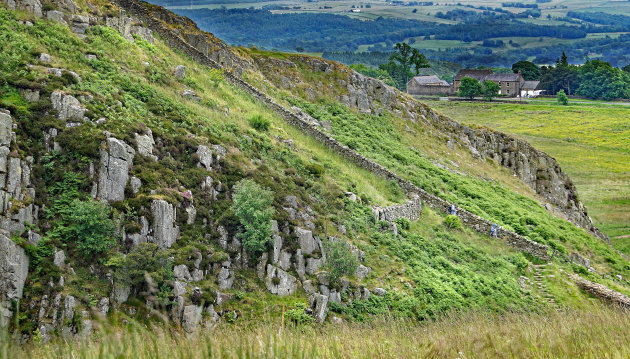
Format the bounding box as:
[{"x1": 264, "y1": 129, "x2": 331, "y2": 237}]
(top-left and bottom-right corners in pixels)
[
  {"x1": 454, "y1": 69, "x2": 492, "y2": 81},
  {"x1": 486, "y1": 73, "x2": 522, "y2": 82},
  {"x1": 522, "y1": 80, "x2": 540, "y2": 91},
  {"x1": 410, "y1": 75, "x2": 449, "y2": 86}
]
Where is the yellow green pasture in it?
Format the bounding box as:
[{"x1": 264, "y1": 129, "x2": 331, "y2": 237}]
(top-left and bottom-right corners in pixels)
[{"x1": 424, "y1": 100, "x2": 630, "y2": 251}]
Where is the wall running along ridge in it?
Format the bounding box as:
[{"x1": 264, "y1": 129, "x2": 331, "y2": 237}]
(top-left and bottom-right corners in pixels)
[
  {"x1": 569, "y1": 273, "x2": 630, "y2": 309},
  {"x1": 114, "y1": 0, "x2": 551, "y2": 261}
]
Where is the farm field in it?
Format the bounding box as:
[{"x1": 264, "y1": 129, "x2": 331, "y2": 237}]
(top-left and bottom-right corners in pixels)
[{"x1": 424, "y1": 99, "x2": 630, "y2": 252}]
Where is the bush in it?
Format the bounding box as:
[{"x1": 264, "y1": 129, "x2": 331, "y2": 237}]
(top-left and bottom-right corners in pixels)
[
  {"x1": 443, "y1": 215, "x2": 462, "y2": 229},
  {"x1": 395, "y1": 217, "x2": 410, "y2": 230},
  {"x1": 57, "y1": 200, "x2": 117, "y2": 257},
  {"x1": 231, "y1": 179, "x2": 275, "y2": 257},
  {"x1": 557, "y1": 89, "x2": 569, "y2": 105},
  {"x1": 249, "y1": 114, "x2": 270, "y2": 131},
  {"x1": 323, "y1": 238, "x2": 359, "y2": 286},
  {"x1": 284, "y1": 302, "x2": 315, "y2": 325}
]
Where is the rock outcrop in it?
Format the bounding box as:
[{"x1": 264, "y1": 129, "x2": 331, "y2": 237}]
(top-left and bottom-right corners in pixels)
[
  {"x1": 3, "y1": 0, "x2": 42, "y2": 17},
  {"x1": 98, "y1": 138, "x2": 135, "y2": 202},
  {"x1": 150, "y1": 199, "x2": 179, "y2": 249}
]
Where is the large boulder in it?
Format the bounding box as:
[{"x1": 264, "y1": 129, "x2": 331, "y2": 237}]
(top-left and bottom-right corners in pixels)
[
  {"x1": 150, "y1": 200, "x2": 179, "y2": 249},
  {"x1": 196, "y1": 145, "x2": 213, "y2": 170},
  {"x1": 50, "y1": 91, "x2": 86, "y2": 122},
  {"x1": 0, "y1": 232, "x2": 29, "y2": 302},
  {"x1": 296, "y1": 228, "x2": 318, "y2": 255},
  {"x1": 265, "y1": 265, "x2": 298, "y2": 297},
  {"x1": 135, "y1": 129, "x2": 157, "y2": 160},
  {"x1": 181, "y1": 305, "x2": 202, "y2": 333},
  {"x1": 98, "y1": 138, "x2": 135, "y2": 202},
  {"x1": 5, "y1": 0, "x2": 43, "y2": 17}
]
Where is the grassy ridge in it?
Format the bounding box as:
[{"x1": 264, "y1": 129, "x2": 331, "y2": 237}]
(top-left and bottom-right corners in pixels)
[
  {"x1": 8, "y1": 306, "x2": 630, "y2": 358},
  {"x1": 424, "y1": 100, "x2": 630, "y2": 251}
]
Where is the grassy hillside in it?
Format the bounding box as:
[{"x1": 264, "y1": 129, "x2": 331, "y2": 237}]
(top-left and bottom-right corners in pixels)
[
  {"x1": 2, "y1": 0, "x2": 630, "y2": 352},
  {"x1": 424, "y1": 100, "x2": 630, "y2": 252}
]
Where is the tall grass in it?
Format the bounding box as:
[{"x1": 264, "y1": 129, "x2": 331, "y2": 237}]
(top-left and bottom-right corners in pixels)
[{"x1": 6, "y1": 306, "x2": 630, "y2": 358}]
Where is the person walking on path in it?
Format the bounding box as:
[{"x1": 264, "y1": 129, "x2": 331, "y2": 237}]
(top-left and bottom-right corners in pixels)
[{"x1": 449, "y1": 203, "x2": 457, "y2": 216}]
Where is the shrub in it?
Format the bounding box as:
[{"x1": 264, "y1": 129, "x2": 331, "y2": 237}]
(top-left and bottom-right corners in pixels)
[
  {"x1": 395, "y1": 217, "x2": 411, "y2": 230},
  {"x1": 323, "y1": 238, "x2": 359, "y2": 286},
  {"x1": 443, "y1": 215, "x2": 462, "y2": 229},
  {"x1": 231, "y1": 179, "x2": 275, "y2": 257},
  {"x1": 306, "y1": 163, "x2": 325, "y2": 178},
  {"x1": 249, "y1": 114, "x2": 270, "y2": 131},
  {"x1": 284, "y1": 302, "x2": 315, "y2": 325},
  {"x1": 57, "y1": 200, "x2": 117, "y2": 257},
  {"x1": 557, "y1": 89, "x2": 569, "y2": 105}
]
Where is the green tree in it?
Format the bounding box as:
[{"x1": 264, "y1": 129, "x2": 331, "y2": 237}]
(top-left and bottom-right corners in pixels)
[
  {"x1": 458, "y1": 77, "x2": 483, "y2": 99},
  {"x1": 575, "y1": 60, "x2": 630, "y2": 100},
  {"x1": 323, "y1": 238, "x2": 358, "y2": 287},
  {"x1": 557, "y1": 89, "x2": 569, "y2": 105},
  {"x1": 231, "y1": 179, "x2": 274, "y2": 257},
  {"x1": 58, "y1": 200, "x2": 117, "y2": 257},
  {"x1": 482, "y1": 80, "x2": 501, "y2": 101},
  {"x1": 386, "y1": 42, "x2": 430, "y2": 88},
  {"x1": 512, "y1": 60, "x2": 540, "y2": 80}
]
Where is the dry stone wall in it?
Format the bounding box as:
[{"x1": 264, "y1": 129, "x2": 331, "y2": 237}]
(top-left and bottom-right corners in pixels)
[
  {"x1": 252, "y1": 52, "x2": 602, "y2": 241},
  {"x1": 114, "y1": 0, "x2": 550, "y2": 261},
  {"x1": 570, "y1": 273, "x2": 630, "y2": 309},
  {"x1": 373, "y1": 196, "x2": 423, "y2": 222}
]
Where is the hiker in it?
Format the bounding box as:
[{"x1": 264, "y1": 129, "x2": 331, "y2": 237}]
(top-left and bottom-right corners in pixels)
[
  {"x1": 449, "y1": 203, "x2": 457, "y2": 216},
  {"x1": 490, "y1": 224, "x2": 498, "y2": 237}
]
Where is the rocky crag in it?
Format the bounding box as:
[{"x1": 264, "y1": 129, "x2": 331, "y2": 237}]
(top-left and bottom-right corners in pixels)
[{"x1": 0, "y1": 0, "x2": 624, "y2": 343}]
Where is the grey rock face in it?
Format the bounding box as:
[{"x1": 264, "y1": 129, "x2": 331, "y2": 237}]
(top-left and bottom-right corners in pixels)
[
  {"x1": 309, "y1": 293, "x2": 328, "y2": 322},
  {"x1": 106, "y1": 16, "x2": 134, "y2": 42},
  {"x1": 570, "y1": 252, "x2": 591, "y2": 269},
  {"x1": 212, "y1": 145, "x2": 227, "y2": 162},
  {"x1": 181, "y1": 305, "x2": 202, "y2": 333},
  {"x1": 135, "y1": 129, "x2": 156, "y2": 160},
  {"x1": 174, "y1": 65, "x2": 186, "y2": 79},
  {"x1": 373, "y1": 288, "x2": 387, "y2": 296},
  {"x1": 5, "y1": 0, "x2": 43, "y2": 17},
  {"x1": 69, "y1": 14, "x2": 89, "y2": 34},
  {"x1": 182, "y1": 89, "x2": 200, "y2": 101},
  {"x1": 174, "y1": 264, "x2": 192, "y2": 282},
  {"x1": 0, "y1": 232, "x2": 29, "y2": 301},
  {"x1": 53, "y1": 249, "x2": 66, "y2": 268},
  {"x1": 130, "y1": 176, "x2": 142, "y2": 195},
  {"x1": 131, "y1": 26, "x2": 154, "y2": 43},
  {"x1": 113, "y1": 284, "x2": 130, "y2": 304},
  {"x1": 150, "y1": 200, "x2": 179, "y2": 249},
  {"x1": 265, "y1": 265, "x2": 298, "y2": 297},
  {"x1": 51, "y1": 91, "x2": 86, "y2": 122},
  {"x1": 285, "y1": 195, "x2": 298, "y2": 209},
  {"x1": 98, "y1": 138, "x2": 135, "y2": 202},
  {"x1": 305, "y1": 257, "x2": 324, "y2": 275},
  {"x1": 47, "y1": 10, "x2": 66, "y2": 24},
  {"x1": 217, "y1": 261, "x2": 234, "y2": 290},
  {"x1": 296, "y1": 228, "x2": 318, "y2": 255},
  {"x1": 173, "y1": 281, "x2": 187, "y2": 297},
  {"x1": 355, "y1": 264, "x2": 371, "y2": 280},
  {"x1": 196, "y1": 145, "x2": 213, "y2": 170}
]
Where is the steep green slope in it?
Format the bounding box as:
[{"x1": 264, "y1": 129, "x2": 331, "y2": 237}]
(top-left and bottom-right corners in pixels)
[{"x1": 0, "y1": 0, "x2": 628, "y2": 343}]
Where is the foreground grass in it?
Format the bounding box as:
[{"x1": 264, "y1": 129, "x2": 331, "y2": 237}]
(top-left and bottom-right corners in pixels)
[
  {"x1": 425, "y1": 100, "x2": 630, "y2": 250},
  {"x1": 7, "y1": 306, "x2": 630, "y2": 359}
]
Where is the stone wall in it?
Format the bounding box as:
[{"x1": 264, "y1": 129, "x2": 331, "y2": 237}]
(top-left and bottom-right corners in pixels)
[
  {"x1": 373, "y1": 196, "x2": 423, "y2": 222},
  {"x1": 114, "y1": 0, "x2": 550, "y2": 261},
  {"x1": 250, "y1": 53, "x2": 602, "y2": 241},
  {"x1": 570, "y1": 273, "x2": 630, "y2": 309}
]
